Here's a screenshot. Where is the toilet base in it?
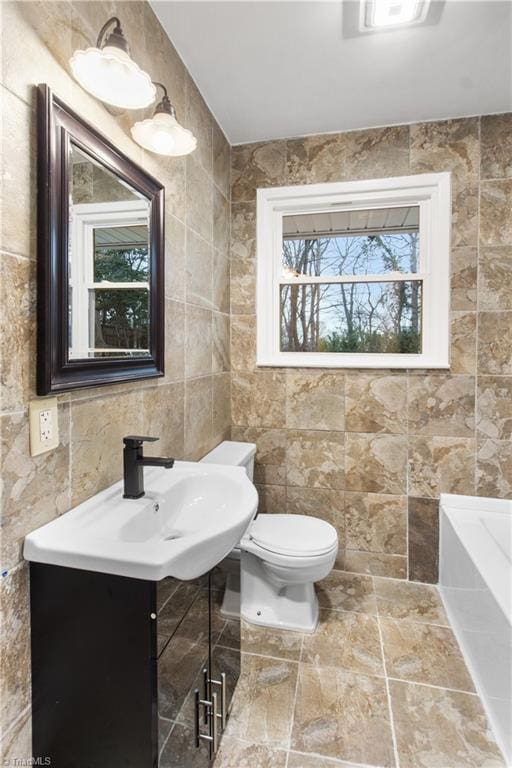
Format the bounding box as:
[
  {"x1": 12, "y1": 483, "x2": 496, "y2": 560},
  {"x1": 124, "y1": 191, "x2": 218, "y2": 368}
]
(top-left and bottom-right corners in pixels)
[{"x1": 240, "y1": 551, "x2": 319, "y2": 633}]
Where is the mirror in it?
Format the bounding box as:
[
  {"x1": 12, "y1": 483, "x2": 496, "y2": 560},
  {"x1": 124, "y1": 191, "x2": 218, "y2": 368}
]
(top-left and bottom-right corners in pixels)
[{"x1": 37, "y1": 85, "x2": 164, "y2": 393}]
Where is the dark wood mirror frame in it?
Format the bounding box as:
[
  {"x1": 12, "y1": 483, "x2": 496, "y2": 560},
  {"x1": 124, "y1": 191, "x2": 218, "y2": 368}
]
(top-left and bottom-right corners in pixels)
[{"x1": 37, "y1": 84, "x2": 165, "y2": 394}]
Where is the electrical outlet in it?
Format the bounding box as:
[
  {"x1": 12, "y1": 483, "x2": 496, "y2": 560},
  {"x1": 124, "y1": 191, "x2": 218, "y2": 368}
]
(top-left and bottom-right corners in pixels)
[{"x1": 29, "y1": 398, "x2": 59, "y2": 456}]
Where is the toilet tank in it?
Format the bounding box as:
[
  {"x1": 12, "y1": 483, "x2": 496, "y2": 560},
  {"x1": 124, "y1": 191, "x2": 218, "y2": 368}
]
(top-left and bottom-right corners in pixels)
[{"x1": 200, "y1": 441, "x2": 257, "y2": 481}]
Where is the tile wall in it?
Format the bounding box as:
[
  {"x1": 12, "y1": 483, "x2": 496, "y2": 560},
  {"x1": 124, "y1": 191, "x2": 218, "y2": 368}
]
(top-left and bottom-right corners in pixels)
[
  {"x1": 0, "y1": 1, "x2": 230, "y2": 757},
  {"x1": 230, "y1": 114, "x2": 512, "y2": 583}
]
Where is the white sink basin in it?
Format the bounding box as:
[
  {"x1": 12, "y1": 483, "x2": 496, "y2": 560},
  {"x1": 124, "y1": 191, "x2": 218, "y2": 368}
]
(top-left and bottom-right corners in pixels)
[{"x1": 24, "y1": 462, "x2": 258, "y2": 580}]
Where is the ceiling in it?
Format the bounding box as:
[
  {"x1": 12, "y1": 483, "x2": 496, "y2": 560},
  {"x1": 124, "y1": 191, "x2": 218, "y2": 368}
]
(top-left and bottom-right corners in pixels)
[
  {"x1": 152, "y1": 0, "x2": 512, "y2": 145},
  {"x1": 283, "y1": 205, "x2": 419, "y2": 239}
]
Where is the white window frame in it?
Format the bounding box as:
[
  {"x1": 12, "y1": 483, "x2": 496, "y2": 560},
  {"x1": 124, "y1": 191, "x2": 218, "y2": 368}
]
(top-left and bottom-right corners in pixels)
[
  {"x1": 69, "y1": 199, "x2": 150, "y2": 359},
  {"x1": 256, "y1": 172, "x2": 451, "y2": 369}
]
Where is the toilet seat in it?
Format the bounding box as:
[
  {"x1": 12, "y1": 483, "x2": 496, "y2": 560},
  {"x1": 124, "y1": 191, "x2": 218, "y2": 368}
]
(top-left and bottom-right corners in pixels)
[{"x1": 243, "y1": 514, "x2": 338, "y2": 559}]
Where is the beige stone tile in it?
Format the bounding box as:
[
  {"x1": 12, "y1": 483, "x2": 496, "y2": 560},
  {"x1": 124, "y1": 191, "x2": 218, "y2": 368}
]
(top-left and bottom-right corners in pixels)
[
  {"x1": 342, "y1": 550, "x2": 407, "y2": 580},
  {"x1": 214, "y1": 738, "x2": 288, "y2": 768},
  {"x1": 345, "y1": 374, "x2": 407, "y2": 434},
  {"x1": 287, "y1": 753, "x2": 356, "y2": 767},
  {"x1": 0, "y1": 705, "x2": 32, "y2": 764},
  {"x1": 255, "y1": 484, "x2": 287, "y2": 515},
  {"x1": 0, "y1": 253, "x2": 36, "y2": 411},
  {"x1": 213, "y1": 372, "x2": 231, "y2": 443},
  {"x1": 343, "y1": 125, "x2": 410, "y2": 180},
  {"x1": 230, "y1": 255, "x2": 256, "y2": 315},
  {"x1": 186, "y1": 156, "x2": 213, "y2": 243},
  {"x1": 141, "y1": 2, "x2": 186, "y2": 122},
  {"x1": 345, "y1": 433, "x2": 407, "y2": 494},
  {"x1": 287, "y1": 430, "x2": 344, "y2": 490},
  {"x1": 241, "y1": 620, "x2": 302, "y2": 661},
  {"x1": 301, "y1": 610, "x2": 384, "y2": 676},
  {"x1": 184, "y1": 376, "x2": 213, "y2": 460},
  {"x1": 213, "y1": 247, "x2": 230, "y2": 314},
  {"x1": 382, "y1": 618, "x2": 475, "y2": 691},
  {"x1": 408, "y1": 497, "x2": 439, "y2": 584},
  {"x1": 1, "y1": 409, "x2": 70, "y2": 569},
  {"x1": 481, "y1": 113, "x2": 512, "y2": 179},
  {"x1": 70, "y1": 391, "x2": 142, "y2": 505},
  {"x1": 480, "y1": 180, "x2": 512, "y2": 246},
  {"x1": 407, "y1": 374, "x2": 475, "y2": 436},
  {"x1": 389, "y1": 680, "x2": 505, "y2": 768},
  {"x1": 477, "y1": 311, "x2": 512, "y2": 374},
  {"x1": 345, "y1": 492, "x2": 407, "y2": 555},
  {"x1": 0, "y1": 566, "x2": 31, "y2": 732},
  {"x1": 2, "y1": 2, "x2": 73, "y2": 106},
  {"x1": 291, "y1": 665, "x2": 395, "y2": 766},
  {"x1": 164, "y1": 212, "x2": 185, "y2": 302},
  {"x1": 144, "y1": 152, "x2": 186, "y2": 224},
  {"x1": 451, "y1": 246, "x2": 477, "y2": 311},
  {"x1": 231, "y1": 426, "x2": 287, "y2": 485},
  {"x1": 1, "y1": 88, "x2": 36, "y2": 259},
  {"x1": 478, "y1": 246, "x2": 512, "y2": 310},
  {"x1": 408, "y1": 435, "x2": 476, "y2": 498},
  {"x1": 231, "y1": 141, "x2": 287, "y2": 203},
  {"x1": 476, "y1": 376, "x2": 512, "y2": 439},
  {"x1": 185, "y1": 305, "x2": 212, "y2": 378},
  {"x1": 450, "y1": 312, "x2": 477, "y2": 374},
  {"x1": 476, "y1": 438, "x2": 512, "y2": 498},
  {"x1": 231, "y1": 315, "x2": 257, "y2": 371},
  {"x1": 185, "y1": 74, "x2": 212, "y2": 176},
  {"x1": 286, "y1": 371, "x2": 344, "y2": 431},
  {"x1": 231, "y1": 202, "x2": 257, "y2": 262},
  {"x1": 375, "y1": 578, "x2": 448, "y2": 625},
  {"x1": 164, "y1": 299, "x2": 185, "y2": 382},
  {"x1": 231, "y1": 371, "x2": 286, "y2": 428},
  {"x1": 213, "y1": 312, "x2": 230, "y2": 373},
  {"x1": 225, "y1": 655, "x2": 298, "y2": 748},
  {"x1": 141, "y1": 383, "x2": 184, "y2": 460},
  {"x1": 317, "y1": 571, "x2": 377, "y2": 615},
  {"x1": 287, "y1": 134, "x2": 345, "y2": 184},
  {"x1": 213, "y1": 121, "x2": 230, "y2": 199},
  {"x1": 214, "y1": 185, "x2": 230, "y2": 255},
  {"x1": 186, "y1": 229, "x2": 213, "y2": 308},
  {"x1": 410, "y1": 118, "x2": 479, "y2": 246}
]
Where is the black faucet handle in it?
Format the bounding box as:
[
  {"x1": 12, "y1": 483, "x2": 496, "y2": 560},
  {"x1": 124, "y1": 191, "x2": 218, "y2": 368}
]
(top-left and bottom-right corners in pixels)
[{"x1": 123, "y1": 435, "x2": 159, "y2": 447}]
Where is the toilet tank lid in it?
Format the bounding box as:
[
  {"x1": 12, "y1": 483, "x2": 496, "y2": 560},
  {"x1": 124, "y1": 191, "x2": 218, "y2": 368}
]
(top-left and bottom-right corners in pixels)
[{"x1": 200, "y1": 441, "x2": 256, "y2": 467}]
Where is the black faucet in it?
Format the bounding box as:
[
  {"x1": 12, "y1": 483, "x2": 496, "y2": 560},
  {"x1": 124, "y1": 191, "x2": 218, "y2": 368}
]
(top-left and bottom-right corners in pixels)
[{"x1": 123, "y1": 436, "x2": 175, "y2": 499}]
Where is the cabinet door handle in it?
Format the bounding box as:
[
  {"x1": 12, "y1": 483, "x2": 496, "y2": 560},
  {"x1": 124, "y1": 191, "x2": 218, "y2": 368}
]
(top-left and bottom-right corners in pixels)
[
  {"x1": 202, "y1": 668, "x2": 209, "y2": 725},
  {"x1": 211, "y1": 692, "x2": 219, "y2": 754},
  {"x1": 210, "y1": 671, "x2": 227, "y2": 730}
]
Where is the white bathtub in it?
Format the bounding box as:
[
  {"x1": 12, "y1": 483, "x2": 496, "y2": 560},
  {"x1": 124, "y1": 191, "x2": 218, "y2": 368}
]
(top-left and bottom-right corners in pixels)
[{"x1": 439, "y1": 494, "x2": 512, "y2": 765}]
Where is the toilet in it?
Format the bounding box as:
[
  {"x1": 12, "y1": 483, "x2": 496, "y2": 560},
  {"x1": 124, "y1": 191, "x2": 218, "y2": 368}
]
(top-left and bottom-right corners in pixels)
[{"x1": 201, "y1": 441, "x2": 338, "y2": 633}]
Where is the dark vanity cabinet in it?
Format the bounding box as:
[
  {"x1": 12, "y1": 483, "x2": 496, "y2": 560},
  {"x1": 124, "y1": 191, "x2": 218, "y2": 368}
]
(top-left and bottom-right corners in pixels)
[{"x1": 30, "y1": 562, "x2": 240, "y2": 768}]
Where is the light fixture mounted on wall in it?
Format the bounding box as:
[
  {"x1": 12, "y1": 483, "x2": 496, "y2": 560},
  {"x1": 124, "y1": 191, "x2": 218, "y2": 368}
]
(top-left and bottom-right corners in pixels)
[
  {"x1": 131, "y1": 82, "x2": 197, "y2": 157},
  {"x1": 69, "y1": 17, "x2": 156, "y2": 110},
  {"x1": 69, "y1": 18, "x2": 197, "y2": 156}
]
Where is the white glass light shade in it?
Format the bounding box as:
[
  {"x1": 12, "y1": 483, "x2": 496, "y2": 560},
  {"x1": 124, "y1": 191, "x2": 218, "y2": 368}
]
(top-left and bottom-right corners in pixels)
[
  {"x1": 69, "y1": 45, "x2": 156, "y2": 109},
  {"x1": 366, "y1": 0, "x2": 428, "y2": 28},
  {"x1": 131, "y1": 112, "x2": 197, "y2": 156}
]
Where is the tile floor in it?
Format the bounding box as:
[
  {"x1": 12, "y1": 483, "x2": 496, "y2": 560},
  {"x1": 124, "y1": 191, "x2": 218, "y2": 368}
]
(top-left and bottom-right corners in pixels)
[{"x1": 215, "y1": 571, "x2": 506, "y2": 768}]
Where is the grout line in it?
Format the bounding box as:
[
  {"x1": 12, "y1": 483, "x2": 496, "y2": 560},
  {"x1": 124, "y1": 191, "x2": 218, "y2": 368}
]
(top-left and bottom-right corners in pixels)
[
  {"x1": 286, "y1": 633, "x2": 304, "y2": 753},
  {"x1": 386, "y1": 677, "x2": 479, "y2": 697},
  {"x1": 375, "y1": 590, "x2": 401, "y2": 768}
]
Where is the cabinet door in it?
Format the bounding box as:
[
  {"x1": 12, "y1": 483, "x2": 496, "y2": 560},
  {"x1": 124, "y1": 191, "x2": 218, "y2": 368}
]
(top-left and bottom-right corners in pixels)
[
  {"x1": 210, "y1": 563, "x2": 241, "y2": 735},
  {"x1": 157, "y1": 576, "x2": 211, "y2": 768}
]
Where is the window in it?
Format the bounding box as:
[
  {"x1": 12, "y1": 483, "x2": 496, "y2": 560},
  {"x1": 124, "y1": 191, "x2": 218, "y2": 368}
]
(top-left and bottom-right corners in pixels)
[{"x1": 257, "y1": 173, "x2": 451, "y2": 368}]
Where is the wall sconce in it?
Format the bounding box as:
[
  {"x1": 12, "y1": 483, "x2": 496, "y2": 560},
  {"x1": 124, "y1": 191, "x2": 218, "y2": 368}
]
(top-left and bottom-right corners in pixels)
[
  {"x1": 70, "y1": 17, "x2": 156, "y2": 109},
  {"x1": 131, "y1": 83, "x2": 197, "y2": 157}
]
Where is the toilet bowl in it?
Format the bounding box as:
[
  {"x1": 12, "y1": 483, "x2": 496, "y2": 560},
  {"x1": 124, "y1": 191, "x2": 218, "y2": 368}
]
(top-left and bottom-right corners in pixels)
[{"x1": 201, "y1": 441, "x2": 338, "y2": 633}]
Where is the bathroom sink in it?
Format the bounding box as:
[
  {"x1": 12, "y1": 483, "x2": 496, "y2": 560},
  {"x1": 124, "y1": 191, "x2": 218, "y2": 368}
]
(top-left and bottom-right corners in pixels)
[{"x1": 24, "y1": 462, "x2": 258, "y2": 580}]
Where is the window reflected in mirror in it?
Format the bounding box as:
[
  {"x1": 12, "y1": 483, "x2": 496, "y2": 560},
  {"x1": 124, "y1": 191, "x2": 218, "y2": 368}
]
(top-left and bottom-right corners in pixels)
[{"x1": 68, "y1": 144, "x2": 151, "y2": 360}]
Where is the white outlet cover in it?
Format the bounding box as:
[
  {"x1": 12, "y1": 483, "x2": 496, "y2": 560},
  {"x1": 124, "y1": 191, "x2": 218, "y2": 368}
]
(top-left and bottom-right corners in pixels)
[{"x1": 29, "y1": 398, "x2": 59, "y2": 456}]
